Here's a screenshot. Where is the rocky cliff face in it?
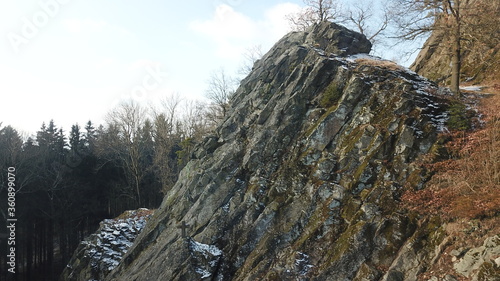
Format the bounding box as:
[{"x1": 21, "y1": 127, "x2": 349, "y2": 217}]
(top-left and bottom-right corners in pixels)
[{"x1": 102, "y1": 22, "x2": 455, "y2": 281}]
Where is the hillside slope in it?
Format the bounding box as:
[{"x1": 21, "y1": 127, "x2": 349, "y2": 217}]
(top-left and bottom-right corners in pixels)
[{"x1": 410, "y1": 0, "x2": 500, "y2": 86}]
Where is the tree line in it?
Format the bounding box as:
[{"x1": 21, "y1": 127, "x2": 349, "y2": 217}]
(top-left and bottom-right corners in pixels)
[
  {"x1": 0, "y1": 96, "x2": 222, "y2": 281},
  {"x1": 0, "y1": 29, "x2": 252, "y2": 279}
]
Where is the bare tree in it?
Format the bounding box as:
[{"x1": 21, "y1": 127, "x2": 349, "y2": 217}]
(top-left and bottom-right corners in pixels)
[
  {"x1": 0, "y1": 125, "x2": 23, "y2": 166},
  {"x1": 464, "y1": 1, "x2": 500, "y2": 48},
  {"x1": 287, "y1": 0, "x2": 390, "y2": 52},
  {"x1": 390, "y1": 0, "x2": 467, "y2": 95},
  {"x1": 104, "y1": 100, "x2": 147, "y2": 205},
  {"x1": 238, "y1": 45, "x2": 264, "y2": 77},
  {"x1": 151, "y1": 93, "x2": 183, "y2": 136},
  {"x1": 172, "y1": 100, "x2": 214, "y2": 167},
  {"x1": 339, "y1": 0, "x2": 390, "y2": 47},
  {"x1": 287, "y1": 0, "x2": 341, "y2": 31},
  {"x1": 457, "y1": 0, "x2": 500, "y2": 80},
  {"x1": 205, "y1": 68, "x2": 236, "y2": 122},
  {"x1": 150, "y1": 94, "x2": 183, "y2": 194},
  {"x1": 180, "y1": 100, "x2": 213, "y2": 140}
]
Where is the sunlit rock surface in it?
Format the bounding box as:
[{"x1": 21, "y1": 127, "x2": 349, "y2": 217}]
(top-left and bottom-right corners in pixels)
[{"x1": 100, "y1": 21, "x2": 456, "y2": 280}]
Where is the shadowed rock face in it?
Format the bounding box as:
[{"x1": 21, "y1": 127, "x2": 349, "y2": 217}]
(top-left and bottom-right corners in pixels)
[{"x1": 103, "y1": 22, "x2": 452, "y2": 281}]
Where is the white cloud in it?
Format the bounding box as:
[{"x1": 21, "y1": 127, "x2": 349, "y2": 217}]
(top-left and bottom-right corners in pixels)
[
  {"x1": 190, "y1": 2, "x2": 302, "y2": 60},
  {"x1": 190, "y1": 4, "x2": 257, "y2": 58},
  {"x1": 191, "y1": 4, "x2": 257, "y2": 40},
  {"x1": 262, "y1": 3, "x2": 302, "y2": 39},
  {"x1": 63, "y1": 18, "x2": 133, "y2": 37}
]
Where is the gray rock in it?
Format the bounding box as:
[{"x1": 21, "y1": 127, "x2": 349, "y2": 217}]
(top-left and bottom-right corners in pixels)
[
  {"x1": 68, "y1": 22, "x2": 456, "y2": 281},
  {"x1": 60, "y1": 209, "x2": 153, "y2": 281},
  {"x1": 450, "y1": 248, "x2": 467, "y2": 257},
  {"x1": 383, "y1": 270, "x2": 405, "y2": 281},
  {"x1": 454, "y1": 235, "x2": 500, "y2": 279},
  {"x1": 353, "y1": 263, "x2": 382, "y2": 281},
  {"x1": 444, "y1": 274, "x2": 458, "y2": 281},
  {"x1": 187, "y1": 238, "x2": 223, "y2": 280},
  {"x1": 304, "y1": 21, "x2": 372, "y2": 56}
]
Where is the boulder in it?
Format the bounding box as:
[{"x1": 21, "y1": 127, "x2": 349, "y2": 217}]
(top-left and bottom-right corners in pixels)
[
  {"x1": 60, "y1": 209, "x2": 153, "y2": 281},
  {"x1": 454, "y1": 235, "x2": 500, "y2": 280}
]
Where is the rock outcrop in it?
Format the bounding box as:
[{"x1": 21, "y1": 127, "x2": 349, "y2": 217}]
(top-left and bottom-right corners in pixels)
[
  {"x1": 453, "y1": 235, "x2": 500, "y2": 281},
  {"x1": 60, "y1": 209, "x2": 153, "y2": 281},
  {"x1": 99, "y1": 21, "x2": 454, "y2": 281}
]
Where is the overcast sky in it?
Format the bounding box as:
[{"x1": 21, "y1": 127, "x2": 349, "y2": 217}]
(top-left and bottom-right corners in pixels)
[{"x1": 0, "y1": 0, "x2": 416, "y2": 135}]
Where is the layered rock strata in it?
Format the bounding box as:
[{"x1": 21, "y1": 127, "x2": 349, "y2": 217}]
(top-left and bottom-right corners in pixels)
[{"x1": 102, "y1": 22, "x2": 454, "y2": 281}]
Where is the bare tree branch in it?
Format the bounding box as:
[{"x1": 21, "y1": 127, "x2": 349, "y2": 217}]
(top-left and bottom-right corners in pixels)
[
  {"x1": 287, "y1": 0, "x2": 341, "y2": 31},
  {"x1": 205, "y1": 68, "x2": 236, "y2": 122},
  {"x1": 239, "y1": 45, "x2": 264, "y2": 77},
  {"x1": 104, "y1": 100, "x2": 147, "y2": 205}
]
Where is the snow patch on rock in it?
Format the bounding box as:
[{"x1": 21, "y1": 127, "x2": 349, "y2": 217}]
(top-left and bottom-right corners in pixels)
[
  {"x1": 188, "y1": 238, "x2": 223, "y2": 279},
  {"x1": 62, "y1": 208, "x2": 154, "y2": 281}
]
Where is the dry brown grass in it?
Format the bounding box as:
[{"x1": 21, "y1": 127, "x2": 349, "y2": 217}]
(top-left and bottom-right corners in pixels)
[
  {"x1": 402, "y1": 89, "x2": 500, "y2": 220},
  {"x1": 114, "y1": 208, "x2": 155, "y2": 221},
  {"x1": 354, "y1": 58, "x2": 406, "y2": 72},
  {"x1": 403, "y1": 86, "x2": 500, "y2": 281}
]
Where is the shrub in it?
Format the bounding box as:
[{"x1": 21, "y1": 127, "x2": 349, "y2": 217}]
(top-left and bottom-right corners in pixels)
[{"x1": 447, "y1": 101, "x2": 471, "y2": 130}]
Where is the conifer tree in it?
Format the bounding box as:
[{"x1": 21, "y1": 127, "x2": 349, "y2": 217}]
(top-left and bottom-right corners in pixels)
[
  {"x1": 69, "y1": 124, "x2": 82, "y2": 151},
  {"x1": 0, "y1": 125, "x2": 23, "y2": 166},
  {"x1": 84, "y1": 120, "x2": 97, "y2": 152}
]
